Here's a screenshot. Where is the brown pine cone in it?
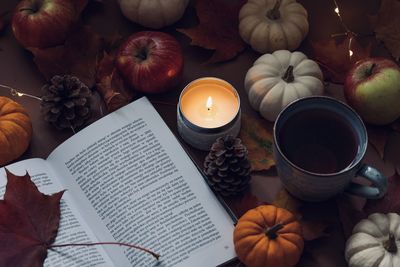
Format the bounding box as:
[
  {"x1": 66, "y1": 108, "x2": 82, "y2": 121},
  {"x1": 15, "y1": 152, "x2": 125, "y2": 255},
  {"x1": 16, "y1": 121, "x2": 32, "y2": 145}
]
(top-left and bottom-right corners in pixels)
[
  {"x1": 204, "y1": 135, "x2": 251, "y2": 196},
  {"x1": 41, "y1": 75, "x2": 91, "y2": 130}
]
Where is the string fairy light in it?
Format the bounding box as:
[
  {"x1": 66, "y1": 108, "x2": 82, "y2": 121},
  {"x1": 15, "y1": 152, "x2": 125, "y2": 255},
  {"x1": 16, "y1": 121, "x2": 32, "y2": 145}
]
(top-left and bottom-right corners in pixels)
[
  {"x1": 331, "y1": 0, "x2": 356, "y2": 60},
  {"x1": 0, "y1": 84, "x2": 42, "y2": 101}
]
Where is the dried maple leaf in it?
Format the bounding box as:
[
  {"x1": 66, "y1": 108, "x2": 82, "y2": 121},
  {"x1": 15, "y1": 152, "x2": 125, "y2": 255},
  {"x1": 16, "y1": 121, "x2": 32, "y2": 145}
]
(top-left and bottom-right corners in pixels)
[
  {"x1": 0, "y1": 170, "x2": 64, "y2": 267},
  {"x1": 310, "y1": 35, "x2": 372, "y2": 83},
  {"x1": 364, "y1": 174, "x2": 400, "y2": 214},
  {"x1": 95, "y1": 52, "x2": 135, "y2": 112},
  {"x1": 336, "y1": 195, "x2": 365, "y2": 239},
  {"x1": 29, "y1": 26, "x2": 102, "y2": 88},
  {"x1": 177, "y1": 0, "x2": 246, "y2": 63},
  {"x1": 367, "y1": 126, "x2": 389, "y2": 158},
  {"x1": 229, "y1": 193, "x2": 263, "y2": 219},
  {"x1": 370, "y1": 0, "x2": 400, "y2": 60},
  {"x1": 272, "y1": 188, "x2": 301, "y2": 214},
  {"x1": 272, "y1": 189, "x2": 330, "y2": 241},
  {"x1": 239, "y1": 115, "x2": 275, "y2": 171}
]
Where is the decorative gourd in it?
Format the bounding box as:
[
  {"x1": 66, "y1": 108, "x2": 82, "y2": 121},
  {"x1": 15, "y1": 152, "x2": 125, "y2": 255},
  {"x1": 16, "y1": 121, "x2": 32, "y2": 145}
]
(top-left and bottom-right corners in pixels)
[
  {"x1": 346, "y1": 213, "x2": 400, "y2": 267},
  {"x1": 245, "y1": 50, "x2": 323, "y2": 121},
  {"x1": 0, "y1": 97, "x2": 32, "y2": 166},
  {"x1": 118, "y1": 0, "x2": 189, "y2": 29},
  {"x1": 233, "y1": 205, "x2": 304, "y2": 267},
  {"x1": 239, "y1": 0, "x2": 309, "y2": 53}
]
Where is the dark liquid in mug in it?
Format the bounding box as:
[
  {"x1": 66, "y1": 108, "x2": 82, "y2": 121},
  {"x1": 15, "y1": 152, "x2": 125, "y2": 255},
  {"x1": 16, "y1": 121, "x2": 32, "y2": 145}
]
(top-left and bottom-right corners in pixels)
[{"x1": 278, "y1": 108, "x2": 358, "y2": 174}]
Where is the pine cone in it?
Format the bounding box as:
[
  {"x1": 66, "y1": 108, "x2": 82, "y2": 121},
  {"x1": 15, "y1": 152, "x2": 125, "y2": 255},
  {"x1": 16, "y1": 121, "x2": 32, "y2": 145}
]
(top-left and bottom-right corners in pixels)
[
  {"x1": 41, "y1": 75, "x2": 91, "y2": 130},
  {"x1": 204, "y1": 135, "x2": 251, "y2": 196}
]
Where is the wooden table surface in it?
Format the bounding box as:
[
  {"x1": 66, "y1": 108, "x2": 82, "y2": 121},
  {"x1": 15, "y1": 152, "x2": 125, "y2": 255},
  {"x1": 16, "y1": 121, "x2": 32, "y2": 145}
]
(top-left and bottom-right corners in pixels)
[{"x1": 0, "y1": 0, "x2": 397, "y2": 266}]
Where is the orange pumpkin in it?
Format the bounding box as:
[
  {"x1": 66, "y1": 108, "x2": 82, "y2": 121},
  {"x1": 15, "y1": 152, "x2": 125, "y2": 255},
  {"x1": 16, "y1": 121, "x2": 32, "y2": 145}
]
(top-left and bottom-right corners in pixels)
[
  {"x1": 0, "y1": 97, "x2": 32, "y2": 166},
  {"x1": 233, "y1": 205, "x2": 304, "y2": 267}
]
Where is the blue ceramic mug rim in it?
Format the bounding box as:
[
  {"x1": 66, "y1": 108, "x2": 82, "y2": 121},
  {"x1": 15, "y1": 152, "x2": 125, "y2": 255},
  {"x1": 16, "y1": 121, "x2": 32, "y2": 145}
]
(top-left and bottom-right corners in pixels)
[{"x1": 273, "y1": 96, "x2": 368, "y2": 177}]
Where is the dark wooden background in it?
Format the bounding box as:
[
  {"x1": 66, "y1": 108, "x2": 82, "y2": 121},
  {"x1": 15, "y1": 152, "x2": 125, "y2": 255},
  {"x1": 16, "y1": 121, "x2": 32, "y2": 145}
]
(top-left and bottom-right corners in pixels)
[{"x1": 0, "y1": 0, "x2": 396, "y2": 266}]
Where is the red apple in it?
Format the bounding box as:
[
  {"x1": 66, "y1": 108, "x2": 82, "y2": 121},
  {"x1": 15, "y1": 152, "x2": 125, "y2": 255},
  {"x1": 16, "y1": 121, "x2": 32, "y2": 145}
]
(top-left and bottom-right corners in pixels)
[
  {"x1": 344, "y1": 58, "x2": 400, "y2": 125},
  {"x1": 116, "y1": 31, "x2": 184, "y2": 94},
  {"x1": 12, "y1": 0, "x2": 78, "y2": 48}
]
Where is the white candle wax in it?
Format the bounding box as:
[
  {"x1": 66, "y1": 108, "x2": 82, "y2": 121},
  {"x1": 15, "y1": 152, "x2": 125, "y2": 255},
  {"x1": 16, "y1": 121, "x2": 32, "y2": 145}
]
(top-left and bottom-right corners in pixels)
[{"x1": 180, "y1": 78, "x2": 240, "y2": 128}]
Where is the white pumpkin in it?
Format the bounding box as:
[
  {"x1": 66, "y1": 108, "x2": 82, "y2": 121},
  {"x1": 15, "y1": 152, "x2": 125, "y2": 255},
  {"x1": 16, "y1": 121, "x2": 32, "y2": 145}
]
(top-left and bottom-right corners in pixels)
[
  {"x1": 346, "y1": 213, "x2": 400, "y2": 267},
  {"x1": 244, "y1": 50, "x2": 323, "y2": 121},
  {"x1": 118, "y1": 0, "x2": 189, "y2": 29},
  {"x1": 239, "y1": 0, "x2": 309, "y2": 53}
]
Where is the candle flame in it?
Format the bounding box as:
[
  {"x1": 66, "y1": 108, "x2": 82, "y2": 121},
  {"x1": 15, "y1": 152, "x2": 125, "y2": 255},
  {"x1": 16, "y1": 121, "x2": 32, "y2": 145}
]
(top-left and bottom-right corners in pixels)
[{"x1": 206, "y1": 96, "x2": 213, "y2": 110}]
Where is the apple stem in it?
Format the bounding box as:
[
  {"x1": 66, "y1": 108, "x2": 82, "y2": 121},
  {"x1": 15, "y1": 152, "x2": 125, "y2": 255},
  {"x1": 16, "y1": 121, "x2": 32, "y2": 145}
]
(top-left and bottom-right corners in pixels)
[
  {"x1": 49, "y1": 242, "x2": 160, "y2": 260},
  {"x1": 366, "y1": 63, "x2": 377, "y2": 77},
  {"x1": 267, "y1": 0, "x2": 282, "y2": 20},
  {"x1": 282, "y1": 65, "x2": 295, "y2": 83}
]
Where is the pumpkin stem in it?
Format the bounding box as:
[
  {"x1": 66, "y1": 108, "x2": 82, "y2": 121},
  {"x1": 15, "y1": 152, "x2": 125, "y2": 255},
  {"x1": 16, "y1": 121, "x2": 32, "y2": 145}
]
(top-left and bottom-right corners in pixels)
[
  {"x1": 265, "y1": 223, "x2": 284, "y2": 239},
  {"x1": 266, "y1": 0, "x2": 282, "y2": 20},
  {"x1": 384, "y1": 234, "x2": 398, "y2": 253},
  {"x1": 282, "y1": 65, "x2": 295, "y2": 83}
]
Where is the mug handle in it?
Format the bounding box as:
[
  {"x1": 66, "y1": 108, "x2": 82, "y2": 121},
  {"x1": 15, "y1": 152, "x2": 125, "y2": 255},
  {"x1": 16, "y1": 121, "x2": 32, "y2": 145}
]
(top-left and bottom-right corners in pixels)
[{"x1": 346, "y1": 164, "x2": 388, "y2": 199}]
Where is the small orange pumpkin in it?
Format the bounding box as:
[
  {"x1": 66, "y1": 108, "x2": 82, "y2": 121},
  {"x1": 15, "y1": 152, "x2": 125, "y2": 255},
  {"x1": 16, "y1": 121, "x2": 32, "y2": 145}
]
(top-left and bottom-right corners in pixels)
[
  {"x1": 233, "y1": 205, "x2": 304, "y2": 267},
  {"x1": 0, "y1": 97, "x2": 32, "y2": 166}
]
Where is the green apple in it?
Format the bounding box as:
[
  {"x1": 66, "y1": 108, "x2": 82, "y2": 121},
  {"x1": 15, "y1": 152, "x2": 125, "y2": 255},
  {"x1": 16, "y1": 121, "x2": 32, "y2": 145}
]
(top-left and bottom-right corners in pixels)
[{"x1": 344, "y1": 58, "x2": 400, "y2": 125}]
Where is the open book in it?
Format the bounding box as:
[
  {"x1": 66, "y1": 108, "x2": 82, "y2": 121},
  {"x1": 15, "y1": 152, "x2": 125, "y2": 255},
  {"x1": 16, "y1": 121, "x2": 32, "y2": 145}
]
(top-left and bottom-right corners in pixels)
[{"x1": 0, "y1": 97, "x2": 236, "y2": 267}]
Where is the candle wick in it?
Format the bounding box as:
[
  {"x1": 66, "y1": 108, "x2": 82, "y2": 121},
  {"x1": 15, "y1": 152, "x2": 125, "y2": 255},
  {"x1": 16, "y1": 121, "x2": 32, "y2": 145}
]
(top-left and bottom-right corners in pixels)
[{"x1": 207, "y1": 108, "x2": 211, "y2": 111}]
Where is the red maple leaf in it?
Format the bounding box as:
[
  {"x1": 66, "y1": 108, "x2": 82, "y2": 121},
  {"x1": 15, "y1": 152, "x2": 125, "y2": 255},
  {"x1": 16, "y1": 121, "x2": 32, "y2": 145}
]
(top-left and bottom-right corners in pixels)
[
  {"x1": 0, "y1": 170, "x2": 64, "y2": 267},
  {"x1": 177, "y1": 0, "x2": 246, "y2": 63}
]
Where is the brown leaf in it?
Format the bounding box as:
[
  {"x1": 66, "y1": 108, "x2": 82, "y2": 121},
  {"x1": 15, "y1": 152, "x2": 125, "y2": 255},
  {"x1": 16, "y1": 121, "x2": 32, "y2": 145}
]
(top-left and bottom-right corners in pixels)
[
  {"x1": 177, "y1": 0, "x2": 246, "y2": 63},
  {"x1": 310, "y1": 35, "x2": 372, "y2": 83},
  {"x1": 272, "y1": 189, "x2": 330, "y2": 241},
  {"x1": 336, "y1": 195, "x2": 365, "y2": 239},
  {"x1": 367, "y1": 126, "x2": 389, "y2": 158},
  {"x1": 229, "y1": 193, "x2": 263, "y2": 219},
  {"x1": 272, "y1": 189, "x2": 301, "y2": 215},
  {"x1": 239, "y1": 115, "x2": 275, "y2": 171},
  {"x1": 301, "y1": 221, "x2": 330, "y2": 241},
  {"x1": 364, "y1": 174, "x2": 400, "y2": 214},
  {"x1": 370, "y1": 0, "x2": 400, "y2": 60},
  {"x1": 95, "y1": 53, "x2": 135, "y2": 112},
  {"x1": 29, "y1": 26, "x2": 102, "y2": 88},
  {"x1": 0, "y1": 170, "x2": 64, "y2": 267}
]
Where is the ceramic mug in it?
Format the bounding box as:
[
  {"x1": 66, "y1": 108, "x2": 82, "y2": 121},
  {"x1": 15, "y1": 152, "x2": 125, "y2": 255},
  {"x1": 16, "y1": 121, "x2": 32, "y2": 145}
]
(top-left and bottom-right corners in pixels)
[{"x1": 273, "y1": 96, "x2": 387, "y2": 202}]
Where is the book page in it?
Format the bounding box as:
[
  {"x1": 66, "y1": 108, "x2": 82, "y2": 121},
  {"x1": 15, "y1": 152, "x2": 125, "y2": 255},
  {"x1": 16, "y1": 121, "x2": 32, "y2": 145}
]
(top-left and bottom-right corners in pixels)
[
  {"x1": 0, "y1": 159, "x2": 114, "y2": 267},
  {"x1": 47, "y1": 97, "x2": 236, "y2": 267}
]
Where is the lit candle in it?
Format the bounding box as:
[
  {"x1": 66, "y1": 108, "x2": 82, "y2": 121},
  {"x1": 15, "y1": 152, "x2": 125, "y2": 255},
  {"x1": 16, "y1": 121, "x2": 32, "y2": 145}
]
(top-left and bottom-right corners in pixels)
[{"x1": 177, "y1": 77, "x2": 241, "y2": 151}]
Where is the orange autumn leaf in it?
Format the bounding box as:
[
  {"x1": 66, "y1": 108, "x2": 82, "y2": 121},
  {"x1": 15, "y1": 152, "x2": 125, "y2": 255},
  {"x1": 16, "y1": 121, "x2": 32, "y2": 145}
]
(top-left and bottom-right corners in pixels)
[
  {"x1": 370, "y1": 0, "x2": 400, "y2": 60},
  {"x1": 239, "y1": 115, "x2": 275, "y2": 171},
  {"x1": 177, "y1": 0, "x2": 246, "y2": 63},
  {"x1": 311, "y1": 35, "x2": 372, "y2": 84}
]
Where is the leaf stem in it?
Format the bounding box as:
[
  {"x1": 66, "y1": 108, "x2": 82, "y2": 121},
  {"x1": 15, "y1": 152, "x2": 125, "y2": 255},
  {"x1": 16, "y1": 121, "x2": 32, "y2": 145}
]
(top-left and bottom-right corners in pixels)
[{"x1": 49, "y1": 242, "x2": 160, "y2": 260}]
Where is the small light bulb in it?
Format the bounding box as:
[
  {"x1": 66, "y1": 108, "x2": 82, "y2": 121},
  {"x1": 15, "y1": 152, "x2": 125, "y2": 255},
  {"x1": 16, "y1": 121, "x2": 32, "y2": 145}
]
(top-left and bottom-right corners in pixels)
[
  {"x1": 334, "y1": 7, "x2": 340, "y2": 15},
  {"x1": 206, "y1": 96, "x2": 213, "y2": 111},
  {"x1": 349, "y1": 50, "x2": 353, "y2": 57}
]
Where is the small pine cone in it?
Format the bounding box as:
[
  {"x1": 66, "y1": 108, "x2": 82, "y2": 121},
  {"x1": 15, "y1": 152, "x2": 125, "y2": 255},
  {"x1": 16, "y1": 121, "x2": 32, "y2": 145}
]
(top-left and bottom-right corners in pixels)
[
  {"x1": 204, "y1": 135, "x2": 251, "y2": 196},
  {"x1": 41, "y1": 75, "x2": 91, "y2": 130}
]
